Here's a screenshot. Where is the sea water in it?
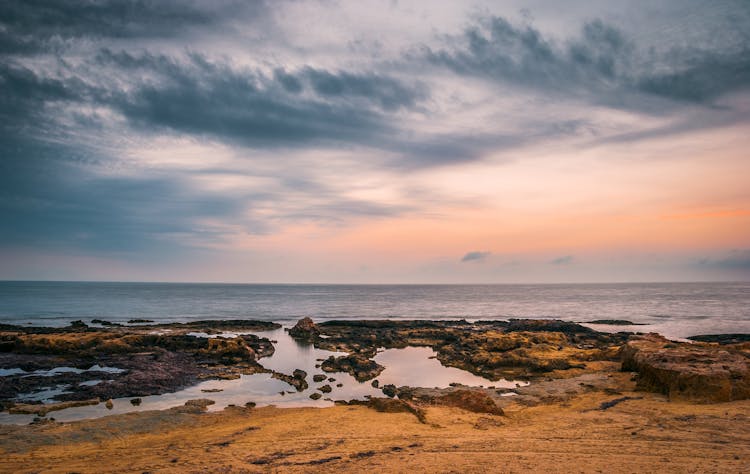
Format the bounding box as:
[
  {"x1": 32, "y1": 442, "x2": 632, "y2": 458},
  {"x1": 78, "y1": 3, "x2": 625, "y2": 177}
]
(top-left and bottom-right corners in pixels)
[{"x1": 0, "y1": 281, "x2": 748, "y2": 339}]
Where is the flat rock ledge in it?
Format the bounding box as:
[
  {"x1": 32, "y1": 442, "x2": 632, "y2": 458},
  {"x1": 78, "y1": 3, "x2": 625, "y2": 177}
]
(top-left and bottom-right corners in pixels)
[{"x1": 621, "y1": 333, "x2": 750, "y2": 403}]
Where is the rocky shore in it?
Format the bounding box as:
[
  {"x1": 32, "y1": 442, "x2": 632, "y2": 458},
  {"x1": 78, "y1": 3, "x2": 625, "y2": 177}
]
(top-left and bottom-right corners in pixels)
[
  {"x1": 1, "y1": 317, "x2": 749, "y2": 471},
  {"x1": 2, "y1": 316, "x2": 748, "y2": 414},
  {"x1": 0, "y1": 319, "x2": 280, "y2": 410}
]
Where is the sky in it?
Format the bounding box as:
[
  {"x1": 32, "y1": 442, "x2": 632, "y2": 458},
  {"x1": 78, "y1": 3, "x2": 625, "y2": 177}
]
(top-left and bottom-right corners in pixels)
[{"x1": 1, "y1": 0, "x2": 749, "y2": 283}]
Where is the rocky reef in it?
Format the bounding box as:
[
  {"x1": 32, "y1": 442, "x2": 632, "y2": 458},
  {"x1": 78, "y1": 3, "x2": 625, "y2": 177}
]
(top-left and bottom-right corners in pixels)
[
  {"x1": 291, "y1": 318, "x2": 629, "y2": 381},
  {"x1": 0, "y1": 320, "x2": 279, "y2": 408},
  {"x1": 621, "y1": 333, "x2": 750, "y2": 402},
  {"x1": 2, "y1": 316, "x2": 749, "y2": 416}
]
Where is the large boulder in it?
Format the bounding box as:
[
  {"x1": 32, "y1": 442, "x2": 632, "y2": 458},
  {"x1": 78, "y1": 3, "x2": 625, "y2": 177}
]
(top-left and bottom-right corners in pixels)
[
  {"x1": 288, "y1": 317, "x2": 320, "y2": 341},
  {"x1": 621, "y1": 334, "x2": 750, "y2": 403}
]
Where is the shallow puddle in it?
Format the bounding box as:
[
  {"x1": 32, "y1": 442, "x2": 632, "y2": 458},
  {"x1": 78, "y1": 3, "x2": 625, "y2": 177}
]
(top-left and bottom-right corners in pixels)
[{"x1": 0, "y1": 327, "x2": 519, "y2": 424}]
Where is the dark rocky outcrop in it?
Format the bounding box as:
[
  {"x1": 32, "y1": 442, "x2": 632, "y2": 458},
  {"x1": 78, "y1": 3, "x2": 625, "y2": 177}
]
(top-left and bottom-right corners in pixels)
[
  {"x1": 288, "y1": 317, "x2": 319, "y2": 341},
  {"x1": 310, "y1": 319, "x2": 626, "y2": 381},
  {"x1": 321, "y1": 354, "x2": 385, "y2": 382},
  {"x1": 271, "y1": 371, "x2": 309, "y2": 392},
  {"x1": 688, "y1": 334, "x2": 750, "y2": 344},
  {"x1": 313, "y1": 374, "x2": 327, "y2": 382},
  {"x1": 381, "y1": 384, "x2": 397, "y2": 398},
  {"x1": 621, "y1": 334, "x2": 750, "y2": 403},
  {"x1": 586, "y1": 320, "x2": 647, "y2": 326}
]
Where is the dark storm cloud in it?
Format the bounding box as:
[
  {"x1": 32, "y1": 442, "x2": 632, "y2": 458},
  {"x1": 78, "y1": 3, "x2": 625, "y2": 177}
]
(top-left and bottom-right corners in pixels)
[
  {"x1": 299, "y1": 67, "x2": 428, "y2": 111},
  {"x1": 95, "y1": 52, "x2": 427, "y2": 146},
  {"x1": 0, "y1": 0, "x2": 235, "y2": 54},
  {"x1": 424, "y1": 15, "x2": 750, "y2": 108},
  {"x1": 461, "y1": 251, "x2": 491, "y2": 262},
  {"x1": 0, "y1": 134, "x2": 260, "y2": 255}
]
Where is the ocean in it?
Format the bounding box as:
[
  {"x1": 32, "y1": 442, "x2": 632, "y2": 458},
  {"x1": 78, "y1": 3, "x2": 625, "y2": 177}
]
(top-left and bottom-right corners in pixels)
[
  {"x1": 0, "y1": 281, "x2": 750, "y2": 338},
  {"x1": 1, "y1": 281, "x2": 748, "y2": 339}
]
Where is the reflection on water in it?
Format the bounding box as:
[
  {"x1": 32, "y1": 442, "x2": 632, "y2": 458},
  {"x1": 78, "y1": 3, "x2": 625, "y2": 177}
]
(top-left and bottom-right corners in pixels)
[
  {"x1": 374, "y1": 347, "x2": 515, "y2": 389},
  {"x1": 0, "y1": 327, "x2": 518, "y2": 425}
]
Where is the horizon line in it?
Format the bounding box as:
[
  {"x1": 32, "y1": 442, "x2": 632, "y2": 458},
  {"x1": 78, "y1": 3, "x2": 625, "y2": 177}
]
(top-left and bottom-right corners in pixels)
[{"x1": 1, "y1": 279, "x2": 747, "y2": 286}]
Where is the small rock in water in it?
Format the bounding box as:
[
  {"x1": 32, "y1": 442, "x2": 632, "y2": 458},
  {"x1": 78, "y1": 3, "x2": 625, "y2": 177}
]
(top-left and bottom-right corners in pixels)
[
  {"x1": 371, "y1": 379, "x2": 380, "y2": 388},
  {"x1": 105, "y1": 399, "x2": 114, "y2": 410},
  {"x1": 293, "y1": 369, "x2": 307, "y2": 380},
  {"x1": 313, "y1": 374, "x2": 327, "y2": 383},
  {"x1": 382, "y1": 384, "x2": 397, "y2": 398},
  {"x1": 309, "y1": 392, "x2": 322, "y2": 400},
  {"x1": 201, "y1": 388, "x2": 224, "y2": 393},
  {"x1": 130, "y1": 398, "x2": 142, "y2": 406},
  {"x1": 245, "y1": 402, "x2": 256, "y2": 408},
  {"x1": 319, "y1": 385, "x2": 332, "y2": 393}
]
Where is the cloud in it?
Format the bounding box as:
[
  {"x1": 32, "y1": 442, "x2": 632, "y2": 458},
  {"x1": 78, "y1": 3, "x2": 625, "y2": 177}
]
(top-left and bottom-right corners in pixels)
[
  {"x1": 461, "y1": 251, "x2": 491, "y2": 263},
  {"x1": 696, "y1": 250, "x2": 750, "y2": 273},
  {"x1": 550, "y1": 255, "x2": 574, "y2": 265},
  {"x1": 422, "y1": 14, "x2": 750, "y2": 109},
  {"x1": 0, "y1": 0, "x2": 238, "y2": 54}
]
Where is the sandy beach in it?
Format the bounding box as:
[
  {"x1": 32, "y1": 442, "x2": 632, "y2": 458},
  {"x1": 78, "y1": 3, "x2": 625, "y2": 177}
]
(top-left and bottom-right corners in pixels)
[{"x1": 2, "y1": 380, "x2": 748, "y2": 473}]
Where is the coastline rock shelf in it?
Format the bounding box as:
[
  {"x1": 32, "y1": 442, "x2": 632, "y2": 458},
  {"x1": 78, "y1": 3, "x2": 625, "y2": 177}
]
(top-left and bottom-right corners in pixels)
[
  {"x1": 1, "y1": 317, "x2": 749, "y2": 417},
  {"x1": 291, "y1": 318, "x2": 628, "y2": 381},
  {"x1": 0, "y1": 319, "x2": 280, "y2": 409},
  {"x1": 622, "y1": 333, "x2": 750, "y2": 402}
]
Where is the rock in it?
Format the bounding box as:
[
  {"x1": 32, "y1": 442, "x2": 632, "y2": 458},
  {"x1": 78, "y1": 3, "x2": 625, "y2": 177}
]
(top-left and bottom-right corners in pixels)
[
  {"x1": 288, "y1": 317, "x2": 319, "y2": 340},
  {"x1": 70, "y1": 320, "x2": 88, "y2": 329},
  {"x1": 9, "y1": 398, "x2": 100, "y2": 416},
  {"x1": 435, "y1": 390, "x2": 504, "y2": 415},
  {"x1": 127, "y1": 319, "x2": 154, "y2": 324},
  {"x1": 321, "y1": 354, "x2": 385, "y2": 382},
  {"x1": 328, "y1": 377, "x2": 335, "y2": 382},
  {"x1": 396, "y1": 386, "x2": 415, "y2": 400},
  {"x1": 130, "y1": 398, "x2": 142, "y2": 406},
  {"x1": 309, "y1": 392, "x2": 322, "y2": 400},
  {"x1": 105, "y1": 399, "x2": 114, "y2": 409},
  {"x1": 587, "y1": 320, "x2": 646, "y2": 326},
  {"x1": 201, "y1": 388, "x2": 223, "y2": 393},
  {"x1": 293, "y1": 369, "x2": 307, "y2": 380},
  {"x1": 371, "y1": 379, "x2": 379, "y2": 388},
  {"x1": 381, "y1": 384, "x2": 397, "y2": 398},
  {"x1": 621, "y1": 334, "x2": 750, "y2": 402},
  {"x1": 313, "y1": 374, "x2": 327, "y2": 382},
  {"x1": 336, "y1": 383, "x2": 343, "y2": 387},
  {"x1": 688, "y1": 334, "x2": 750, "y2": 344},
  {"x1": 245, "y1": 401, "x2": 256, "y2": 408},
  {"x1": 351, "y1": 397, "x2": 427, "y2": 423},
  {"x1": 271, "y1": 372, "x2": 308, "y2": 392},
  {"x1": 319, "y1": 384, "x2": 332, "y2": 393},
  {"x1": 91, "y1": 319, "x2": 123, "y2": 327},
  {"x1": 184, "y1": 398, "x2": 215, "y2": 409},
  {"x1": 505, "y1": 319, "x2": 595, "y2": 335}
]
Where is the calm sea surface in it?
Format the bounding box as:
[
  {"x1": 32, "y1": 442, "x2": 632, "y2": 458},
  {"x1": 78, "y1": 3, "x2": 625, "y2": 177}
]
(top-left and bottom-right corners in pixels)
[{"x1": 0, "y1": 281, "x2": 748, "y2": 339}]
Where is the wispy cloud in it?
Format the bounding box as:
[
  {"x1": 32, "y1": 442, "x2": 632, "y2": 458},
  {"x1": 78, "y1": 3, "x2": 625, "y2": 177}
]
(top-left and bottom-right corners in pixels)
[
  {"x1": 550, "y1": 255, "x2": 574, "y2": 265},
  {"x1": 461, "y1": 251, "x2": 491, "y2": 263}
]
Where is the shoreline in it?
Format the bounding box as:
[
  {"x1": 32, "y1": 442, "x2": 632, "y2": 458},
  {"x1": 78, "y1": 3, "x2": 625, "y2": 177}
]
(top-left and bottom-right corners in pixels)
[{"x1": 1, "y1": 317, "x2": 749, "y2": 471}]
